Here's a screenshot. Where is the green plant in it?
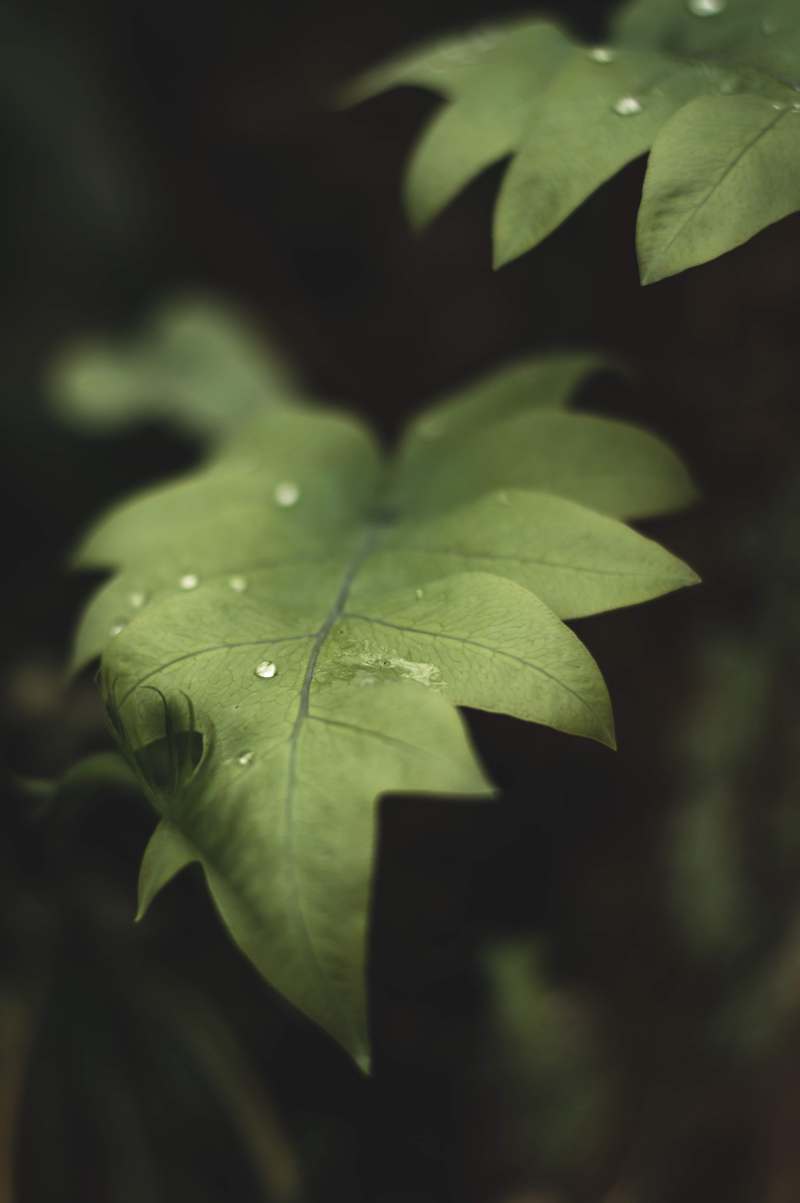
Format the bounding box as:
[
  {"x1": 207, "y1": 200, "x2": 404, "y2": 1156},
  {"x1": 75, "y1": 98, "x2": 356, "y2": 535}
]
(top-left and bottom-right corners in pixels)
[
  {"x1": 66, "y1": 327, "x2": 697, "y2": 1068},
  {"x1": 346, "y1": 0, "x2": 800, "y2": 281}
]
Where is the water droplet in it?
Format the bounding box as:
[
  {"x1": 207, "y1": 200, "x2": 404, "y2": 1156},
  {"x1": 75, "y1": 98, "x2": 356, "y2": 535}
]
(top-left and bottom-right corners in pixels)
[
  {"x1": 110, "y1": 621, "x2": 127, "y2": 637},
  {"x1": 274, "y1": 481, "x2": 300, "y2": 508},
  {"x1": 613, "y1": 96, "x2": 643, "y2": 116},
  {"x1": 228, "y1": 575, "x2": 248, "y2": 593},
  {"x1": 255, "y1": 660, "x2": 277, "y2": 679},
  {"x1": 415, "y1": 588, "x2": 424, "y2": 600},
  {"x1": 588, "y1": 46, "x2": 615, "y2": 63},
  {"x1": 761, "y1": 16, "x2": 779, "y2": 35},
  {"x1": 237, "y1": 750, "x2": 254, "y2": 767},
  {"x1": 687, "y1": 0, "x2": 726, "y2": 15},
  {"x1": 179, "y1": 573, "x2": 199, "y2": 590},
  {"x1": 497, "y1": 491, "x2": 511, "y2": 505},
  {"x1": 771, "y1": 102, "x2": 787, "y2": 110},
  {"x1": 792, "y1": 102, "x2": 800, "y2": 112},
  {"x1": 418, "y1": 418, "x2": 443, "y2": 441},
  {"x1": 128, "y1": 590, "x2": 147, "y2": 608}
]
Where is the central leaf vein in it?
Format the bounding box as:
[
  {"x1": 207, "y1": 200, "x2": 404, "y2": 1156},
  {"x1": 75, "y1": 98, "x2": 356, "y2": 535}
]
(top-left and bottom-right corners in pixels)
[{"x1": 281, "y1": 523, "x2": 384, "y2": 1009}]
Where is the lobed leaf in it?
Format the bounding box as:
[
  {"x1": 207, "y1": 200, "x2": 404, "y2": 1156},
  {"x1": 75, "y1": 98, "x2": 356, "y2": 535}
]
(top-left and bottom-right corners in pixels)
[
  {"x1": 74, "y1": 355, "x2": 698, "y2": 1068},
  {"x1": 347, "y1": 0, "x2": 800, "y2": 282}
]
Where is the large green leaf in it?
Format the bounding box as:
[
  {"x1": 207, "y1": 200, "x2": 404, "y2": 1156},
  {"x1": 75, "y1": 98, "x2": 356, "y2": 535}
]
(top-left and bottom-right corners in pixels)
[
  {"x1": 49, "y1": 295, "x2": 302, "y2": 441},
  {"x1": 73, "y1": 355, "x2": 698, "y2": 1068},
  {"x1": 345, "y1": 0, "x2": 800, "y2": 282}
]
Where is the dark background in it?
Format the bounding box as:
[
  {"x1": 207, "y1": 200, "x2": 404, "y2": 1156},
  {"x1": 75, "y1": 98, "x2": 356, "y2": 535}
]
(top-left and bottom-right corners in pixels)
[{"x1": 3, "y1": 1, "x2": 800, "y2": 1201}]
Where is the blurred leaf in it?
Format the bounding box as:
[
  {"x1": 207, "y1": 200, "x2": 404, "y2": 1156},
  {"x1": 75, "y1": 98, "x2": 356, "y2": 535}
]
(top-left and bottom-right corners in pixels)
[
  {"x1": 14, "y1": 752, "x2": 142, "y2": 823},
  {"x1": 348, "y1": 0, "x2": 800, "y2": 282},
  {"x1": 49, "y1": 296, "x2": 303, "y2": 442},
  {"x1": 669, "y1": 639, "x2": 767, "y2": 962},
  {"x1": 138, "y1": 982, "x2": 300, "y2": 1201},
  {"x1": 71, "y1": 354, "x2": 697, "y2": 1068},
  {"x1": 485, "y1": 939, "x2": 616, "y2": 1181}
]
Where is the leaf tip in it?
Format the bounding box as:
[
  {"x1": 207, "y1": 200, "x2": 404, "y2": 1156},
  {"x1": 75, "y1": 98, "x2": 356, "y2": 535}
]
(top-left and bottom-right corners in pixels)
[
  {"x1": 639, "y1": 261, "x2": 669, "y2": 287},
  {"x1": 404, "y1": 190, "x2": 435, "y2": 234},
  {"x1": 353, "y1": 1047, "x2": 372, "y2": 1076},
  {"x1": 492, "y1": 240, "x2": 521, "y2": 271}
]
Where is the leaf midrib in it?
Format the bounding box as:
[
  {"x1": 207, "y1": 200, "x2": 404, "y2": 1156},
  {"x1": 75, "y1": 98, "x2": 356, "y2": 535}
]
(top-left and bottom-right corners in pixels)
[
  {"x1": 390, "y1": 542, "x2": 679, "y2": 579},
  {"x1": 279, "y1": 522, "x2": 384, "y2": 1029}
]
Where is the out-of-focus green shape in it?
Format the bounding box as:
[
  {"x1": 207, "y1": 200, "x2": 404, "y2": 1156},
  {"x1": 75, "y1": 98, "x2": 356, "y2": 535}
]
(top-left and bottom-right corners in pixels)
[
  {"x1": 49, "y1": 296, "x2": 302, "y2": 442},
  {"x1": 13, "y1": 752, "x2": 142, "y2": 817},
  {"x1": 484, "y1": 939, "x2": 616, "y2": 1180},
  {"x1": 669, "y1": 639, "x2": 767, "y2": 963},
  {"x1": 345, "y1": 0, "x2": 800, "y2": 283},
  {"x1": 71, "y1": 354, "x2": 698, "y2": 1069}
]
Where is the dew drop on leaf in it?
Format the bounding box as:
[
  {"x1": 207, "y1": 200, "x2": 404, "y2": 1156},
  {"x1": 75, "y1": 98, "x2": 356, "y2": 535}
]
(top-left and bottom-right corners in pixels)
[
  {"x1": 613, "y1": 96, "x2": 643, "y2": 116},
  {"x1": 128, "y1": 590, "x2": 147, "y2": 608},
  {"x1": 110, "y1": 621, "x2": 127, "y2": 637},
  {"x1": 588, "y1": 47, "x2": 615, "y2": 63},
  {"x1": 415, "y1": 588, "x2": 424, "y2": 600},
  {"x1": 687, "y1": 0, "x2": 726, "y2": 14},
  {"x1": 179, "y1": 574, "x2": 199, "y2": 590},
  {"x1": 761, "y1": 16, "x2": 779, "y2": 35},
  {"x1": 229, "y1": 575, "x2": 248, "y2": 592},
  {"x1": 255, "y1": 660, "x2": 278, "y2": 679},
  {"x1": 237, "y1": 750, "x2": 254, "y2": 766},
  {"x1": 274, "y1": 481, "x2": 300, "y2": 508},
  {"x1": 418, "y1": 418, "x2": 443, "y2": 441}
]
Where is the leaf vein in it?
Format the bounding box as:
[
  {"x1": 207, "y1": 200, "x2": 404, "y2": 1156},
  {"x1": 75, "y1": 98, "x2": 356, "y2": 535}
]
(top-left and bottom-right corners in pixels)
[
  {"x1": 655, "y1": 103, "x2": 789, "y2": 260},
  {"x1": 343, "y1": 611, "x2": 601, "y2": 726},
  {"x1": 119, "y1": 634, "x2": 318, "y2": 706}
]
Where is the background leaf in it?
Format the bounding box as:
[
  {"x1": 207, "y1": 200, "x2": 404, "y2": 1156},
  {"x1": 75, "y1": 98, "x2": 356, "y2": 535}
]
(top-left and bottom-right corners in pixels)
[
  {"x1": 49, "y1": 295, "x2": 302, "y2": 443},
  {"x1": 348, "y1": 0, "x2": 800, "y2": 282}
]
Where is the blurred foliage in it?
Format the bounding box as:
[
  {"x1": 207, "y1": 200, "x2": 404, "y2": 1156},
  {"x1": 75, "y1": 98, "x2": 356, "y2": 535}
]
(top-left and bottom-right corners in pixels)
[
  {"x1": 49, "y1": 297, "x2": 302, "y2": 443},
  {"x1": 483, "y1": 939, "x2": 618, "y2": 1194},
  {"x1": 349, "y1": 0, "x2": 800, "y2": 281},
  {"x1": 1, "y1": 762, "x2": 301, "y2": 1203}
]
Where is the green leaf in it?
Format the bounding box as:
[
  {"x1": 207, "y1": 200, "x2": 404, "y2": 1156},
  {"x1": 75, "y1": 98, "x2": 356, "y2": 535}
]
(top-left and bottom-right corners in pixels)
[
  {"x1": 361, "y1": 491, "x2": 698, "y2": 620},
  {"x1": 49, "y1": 295, "x2": 302, "y2": 442},
  {"x1": 137, "y1": 819, "x2": 198, "y2": 921},
  {"x1": 638, "y1": 94, "x2": 800, "y2": 282},
  {"x1": 73, "y1": 355, "x2": 697, "y2": 1068},
  {"x1": 347, "y1": 0, "x2": 800, "y2": 282}
]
